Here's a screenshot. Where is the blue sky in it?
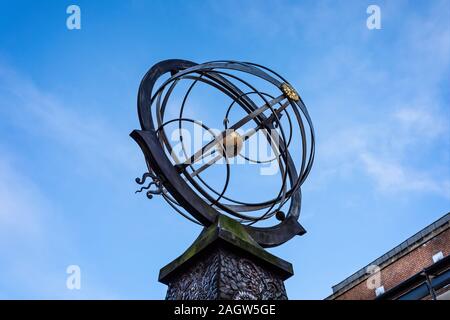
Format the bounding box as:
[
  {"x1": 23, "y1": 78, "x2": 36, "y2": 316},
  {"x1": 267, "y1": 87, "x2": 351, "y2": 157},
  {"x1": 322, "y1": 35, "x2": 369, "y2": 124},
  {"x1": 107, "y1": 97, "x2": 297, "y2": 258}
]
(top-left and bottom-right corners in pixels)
[{"x1": 0, "y1": 0, "x2": 449, "y2": 299}]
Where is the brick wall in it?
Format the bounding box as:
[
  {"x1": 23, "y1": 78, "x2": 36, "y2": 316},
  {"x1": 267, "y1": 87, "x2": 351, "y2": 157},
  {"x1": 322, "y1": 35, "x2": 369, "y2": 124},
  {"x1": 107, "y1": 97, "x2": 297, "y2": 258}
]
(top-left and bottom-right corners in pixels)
[{"x1": 333, "y1": 227, "x2": 450, "y2": 300}]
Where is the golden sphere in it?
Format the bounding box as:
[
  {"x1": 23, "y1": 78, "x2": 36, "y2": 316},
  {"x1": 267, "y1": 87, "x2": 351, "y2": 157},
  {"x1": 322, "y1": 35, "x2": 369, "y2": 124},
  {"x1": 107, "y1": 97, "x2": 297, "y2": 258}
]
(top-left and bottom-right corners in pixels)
[
  {"x1": 217, "y1": 131, "x2": 243, "y2": 158},
  {"x1": 281, "y1": 83, "x2": 300, "y2": 101}
]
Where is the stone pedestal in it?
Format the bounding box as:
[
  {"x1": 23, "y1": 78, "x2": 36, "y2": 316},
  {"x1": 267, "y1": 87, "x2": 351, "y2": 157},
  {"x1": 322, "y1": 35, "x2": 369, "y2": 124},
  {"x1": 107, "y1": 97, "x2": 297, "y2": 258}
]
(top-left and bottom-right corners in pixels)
[{"x1": 159, "y1": 215, "x2": 293, "y2": 300}]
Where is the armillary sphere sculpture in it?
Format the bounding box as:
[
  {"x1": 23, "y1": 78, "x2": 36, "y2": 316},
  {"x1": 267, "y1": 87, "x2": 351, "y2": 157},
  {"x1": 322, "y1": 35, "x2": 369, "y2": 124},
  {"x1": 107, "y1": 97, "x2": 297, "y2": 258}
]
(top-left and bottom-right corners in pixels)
[{"x1": 131, "y1": 60, "x2": 315, "y2": 248}]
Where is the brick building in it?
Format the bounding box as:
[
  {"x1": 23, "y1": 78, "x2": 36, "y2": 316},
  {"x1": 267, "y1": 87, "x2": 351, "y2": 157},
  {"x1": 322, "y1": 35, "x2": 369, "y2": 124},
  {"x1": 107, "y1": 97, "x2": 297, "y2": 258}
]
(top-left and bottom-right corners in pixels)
[{"x1": 327, "y1": 212, "x2": 450, "y2": 300}]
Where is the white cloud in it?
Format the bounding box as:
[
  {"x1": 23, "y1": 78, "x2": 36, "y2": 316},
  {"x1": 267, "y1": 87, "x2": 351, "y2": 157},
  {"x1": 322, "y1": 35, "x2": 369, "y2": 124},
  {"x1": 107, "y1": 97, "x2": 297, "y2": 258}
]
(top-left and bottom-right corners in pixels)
[
  {"x1": 0, "y1": 153, "x2": 118, "y2": 298},
  {"x1": 0, "y1": 154, "x2": 47, "y2": 243},
  {"x1": 360, "y1": 152, "x2": 450, "y2": 199},
  {"x1": 309, "y1": 1, "x2": 450, "y2": 200},
  {"x1": 0, "y1": 63, "x2": 128, "y2": 299},
  {"x1": 0, "y1": 62, "x2": 139, "y2": 181},
  {"x1": 315, "y1": 104, "x2": 449, "y2": 198},
  {"x1": 393, "y1": 107, "x2": 447, "y2": 139}
]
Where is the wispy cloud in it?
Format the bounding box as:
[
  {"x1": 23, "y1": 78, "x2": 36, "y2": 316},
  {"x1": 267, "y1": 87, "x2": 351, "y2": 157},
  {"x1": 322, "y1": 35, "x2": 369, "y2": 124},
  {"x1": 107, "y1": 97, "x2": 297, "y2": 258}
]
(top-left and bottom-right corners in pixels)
[
  {"x1": 307, "y1": 1, "x2": 450, "y2": 199},
  {"x1": 0, "y1": 152, "x2": 118, "y2": 299},
  {"x1": 315, "y1": 104, "x2": 450, "y2": 198},
  {"x1": 0, "y1": 153, "x2": 47, "y2": 242},
  {"x1": 0, "y1": 62, "x2": 133, "y2": 298},
  {"x1": 393, "y1": 107, "x2": 447, "y2": 139},
  {"x1": 0, "y1": 62, "x2": 139, "y2": 181},
  {"x1": 361, "y1": 152, "x2": 450, "y2": 198}
]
